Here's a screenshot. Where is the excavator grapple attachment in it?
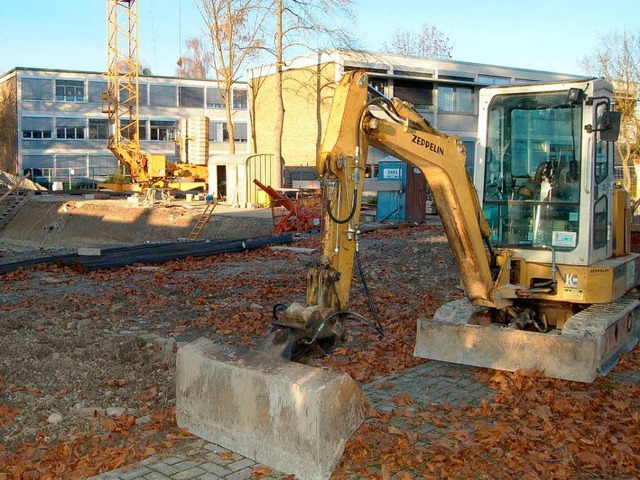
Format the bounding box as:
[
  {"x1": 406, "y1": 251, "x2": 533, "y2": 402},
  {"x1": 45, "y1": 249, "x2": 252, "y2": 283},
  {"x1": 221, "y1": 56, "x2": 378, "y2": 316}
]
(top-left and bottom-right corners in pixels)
[{"x1": 176, "y1": 338, "x2": 369, "y2": 480}]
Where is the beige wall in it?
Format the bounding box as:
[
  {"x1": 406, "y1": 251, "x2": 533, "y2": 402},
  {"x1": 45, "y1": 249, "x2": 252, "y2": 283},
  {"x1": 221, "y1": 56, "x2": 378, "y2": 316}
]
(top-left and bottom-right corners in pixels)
[
  {"x1": 251, "y1": 62, "x2": 337, "y2": 169},
  {"x1": 0, "y1": 76, "x2": 17, "y2": 174}
]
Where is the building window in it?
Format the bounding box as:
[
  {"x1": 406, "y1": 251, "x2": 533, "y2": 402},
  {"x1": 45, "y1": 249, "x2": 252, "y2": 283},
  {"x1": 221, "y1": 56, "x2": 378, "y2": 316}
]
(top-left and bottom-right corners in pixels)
[
  {"x1": 55, "y1": 80, "x2": 85, "y2": 102},
  {"x1": 393, "y1": 79, "x2": 433, "y2": 112},
  {"x1": 210, "y1": 121, "x2": 229, "y2": 142},
  {"x1": 57, "y1": 155, "x2": 87, "y2": 170},
  {"x1": 22, "y1": 116, "x2": 53, "y2": 139},
  {"x1": 438, "y1": 85, "x2": 473, "y2": 114},
  {"x1": 22, "y1": 155, "x2": 54, "y2": 178},
  {"x1": 232, "y1": 89, "x2": 247, "y2": 109},
  {"x1": 514, "y1": 78, "x2": 537, "y2": 84},
  {"x1": 88, "y1": 81, "x2": 107, "y2": 103},
  {"x1": 56, "y1": 118, "x2": 86, "y2": 139},
  {"x1": 150, "y1": 120, "x2": 176, "y2": 141},
  {"x1": 206, "y1": 87, "x2": 224, "y2": 108},
  {"x1": 234, "y1": 122, "x2": 248, "y2": 142},
  {"x1": 120, "y1": 83, "x2": 149, "y2": 106},
  {"x1": 179, "y1": 86, "x2": 204, "y2": 108},
  {"x1": 89, "y1": 154, "x2": 118, "y2": 177},
  {"x1": 21, "y1": 78, "x2": 53, "y2": 101},
  {"x1": 150, "y1": 84, "x2": 177, "y2": 107},
  {"x1": 478, "y1": 75, "x2": 510, "y2": 85},
  {"x1": 210, "y1": 121, "x2": 247, "y2": 142},
  {"x1": 121, "y1": 119, "x2": 148, "y2": 141},
  {"x1": 138, "y1": 83, "x2": 148, "y2": 106},
  {"x1": 88, "y1": 118, "x2": 109, "y2": 139}
]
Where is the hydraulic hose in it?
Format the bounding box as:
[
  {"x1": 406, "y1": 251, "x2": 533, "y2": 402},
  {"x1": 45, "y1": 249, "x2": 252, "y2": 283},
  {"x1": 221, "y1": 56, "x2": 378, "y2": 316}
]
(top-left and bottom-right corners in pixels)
[
  {"x1": 356, "y1": 248, "x2": 384, "y2": 337},
  {"x1": 325, "y1": 95, "x2": 398, "y2": 225}
]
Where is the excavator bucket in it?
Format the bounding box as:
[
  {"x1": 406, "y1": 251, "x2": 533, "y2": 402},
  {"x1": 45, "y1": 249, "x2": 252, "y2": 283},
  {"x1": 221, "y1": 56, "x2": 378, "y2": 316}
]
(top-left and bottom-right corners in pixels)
[{"x1": 176, "y1": 338, "x2": 369, "y2": 480}]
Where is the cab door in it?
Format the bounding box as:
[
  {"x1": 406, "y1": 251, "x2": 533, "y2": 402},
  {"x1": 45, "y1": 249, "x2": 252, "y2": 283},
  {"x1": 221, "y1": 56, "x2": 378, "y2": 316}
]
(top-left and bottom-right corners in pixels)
[{"x1": 590, "y1": 101, "x2": 615, "y2": 262}]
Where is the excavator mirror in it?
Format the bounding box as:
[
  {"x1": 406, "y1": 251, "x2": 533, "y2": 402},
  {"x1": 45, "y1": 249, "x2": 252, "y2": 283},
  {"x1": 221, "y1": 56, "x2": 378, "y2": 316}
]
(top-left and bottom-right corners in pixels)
[{"x1": 598, "y1": 110, "x2": 622, "y2": 142}]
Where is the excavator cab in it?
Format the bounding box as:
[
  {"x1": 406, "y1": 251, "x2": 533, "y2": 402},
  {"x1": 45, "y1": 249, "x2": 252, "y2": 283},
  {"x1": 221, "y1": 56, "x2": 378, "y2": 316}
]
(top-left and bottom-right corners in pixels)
[{"x1": 476, "y1": 79, "x2": 622, "y2": 268}]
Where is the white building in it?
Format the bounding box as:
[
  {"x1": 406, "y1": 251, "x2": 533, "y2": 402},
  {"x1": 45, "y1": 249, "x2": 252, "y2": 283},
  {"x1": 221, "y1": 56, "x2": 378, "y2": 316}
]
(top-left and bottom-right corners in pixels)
[{"x1": 0, "y1": 67, "x2": 250, "y2": 188}]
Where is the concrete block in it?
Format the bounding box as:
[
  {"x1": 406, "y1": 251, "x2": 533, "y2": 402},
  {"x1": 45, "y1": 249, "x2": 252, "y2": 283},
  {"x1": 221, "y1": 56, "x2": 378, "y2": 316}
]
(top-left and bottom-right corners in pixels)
[
  {"x1": 414, "y1": 298, "x2": 640, "y2": 383},
  {"x1": 176, "y1": 338, "x2": 369, "y2": 480}
]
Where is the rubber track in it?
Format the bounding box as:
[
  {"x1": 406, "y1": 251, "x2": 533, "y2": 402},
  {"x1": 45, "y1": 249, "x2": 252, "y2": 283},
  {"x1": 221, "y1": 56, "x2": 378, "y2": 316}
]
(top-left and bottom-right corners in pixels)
[{"x1": 0, "y1": 235, "x2": 293, "y2": 274}]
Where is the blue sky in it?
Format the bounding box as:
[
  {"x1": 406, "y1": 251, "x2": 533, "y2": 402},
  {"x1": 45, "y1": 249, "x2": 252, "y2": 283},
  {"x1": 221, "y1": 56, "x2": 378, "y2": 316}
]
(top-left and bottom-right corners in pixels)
[{"x1": 0, "y1": 0, "x2": 638, "y2": 77}]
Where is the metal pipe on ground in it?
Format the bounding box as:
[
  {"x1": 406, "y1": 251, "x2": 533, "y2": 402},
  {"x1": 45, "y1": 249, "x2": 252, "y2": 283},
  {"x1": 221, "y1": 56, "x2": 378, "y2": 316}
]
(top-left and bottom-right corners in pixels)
[{"x1": 0, "y1": 235, "x2": 293, "y2": 274}]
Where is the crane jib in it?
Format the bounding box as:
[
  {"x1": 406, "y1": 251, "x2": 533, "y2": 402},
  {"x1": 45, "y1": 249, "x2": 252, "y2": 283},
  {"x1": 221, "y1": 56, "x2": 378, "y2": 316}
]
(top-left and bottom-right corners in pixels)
[{"x1": 412, "y1": 134, "x2": 445, "y2": 155}]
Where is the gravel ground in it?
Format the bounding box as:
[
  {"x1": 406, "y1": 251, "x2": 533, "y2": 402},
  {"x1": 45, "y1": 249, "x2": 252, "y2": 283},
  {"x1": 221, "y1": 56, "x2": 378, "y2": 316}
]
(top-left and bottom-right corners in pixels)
[{"x1": 1, "y1": 221, "x2": 460, "y2": 476}]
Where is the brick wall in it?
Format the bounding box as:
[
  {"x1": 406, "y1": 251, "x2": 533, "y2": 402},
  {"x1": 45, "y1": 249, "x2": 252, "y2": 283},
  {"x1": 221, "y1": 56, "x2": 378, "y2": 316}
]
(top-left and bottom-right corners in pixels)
[{"x1": 251, "y1": 62, "x2": 337, "y2": 170}]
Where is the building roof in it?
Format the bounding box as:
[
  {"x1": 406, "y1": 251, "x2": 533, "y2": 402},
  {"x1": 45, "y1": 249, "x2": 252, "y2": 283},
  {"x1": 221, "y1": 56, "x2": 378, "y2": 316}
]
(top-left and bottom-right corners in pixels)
[
  {"x1": 0, "y1": 66, "x2": 247, "y2": 86},
  {"x1": 248, "y1": 49, "x2": 584, "y2": 85}
]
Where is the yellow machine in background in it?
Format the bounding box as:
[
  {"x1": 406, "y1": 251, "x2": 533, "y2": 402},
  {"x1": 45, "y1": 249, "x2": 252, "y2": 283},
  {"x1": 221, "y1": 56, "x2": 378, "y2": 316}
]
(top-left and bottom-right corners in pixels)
[
  {"x1": 102, "y1": 0, "x2": 208, "y2": 193},
  {"x1": 266, "y1": 71, "x2": 639, "y2": 382}
]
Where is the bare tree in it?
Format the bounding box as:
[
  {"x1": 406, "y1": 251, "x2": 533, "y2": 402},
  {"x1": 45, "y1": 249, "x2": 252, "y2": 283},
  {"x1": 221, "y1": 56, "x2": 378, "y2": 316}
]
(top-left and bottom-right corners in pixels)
[
  {"x1": 268, "y1": 0, "x2": 356, "y2": 187},
  {"x1": 176, "y1": 37, "x2": 211, "y2": 79},
  {"x1": 196, "y1": 0, "x2": 267, "y2": 154},
  {"x1": 583, "y1": 30, "x2": 640, "y2": 197},
  {"x1": 382, "y1": 23, "x2": 453, "y2": 59}
]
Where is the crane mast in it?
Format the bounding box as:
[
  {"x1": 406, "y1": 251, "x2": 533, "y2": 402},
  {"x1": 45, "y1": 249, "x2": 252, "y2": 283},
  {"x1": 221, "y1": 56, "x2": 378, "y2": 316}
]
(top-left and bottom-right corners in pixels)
[
  {"x1": 105, "y1": 0, "x2": 150, "y2": 184},
  {"x1": 102, "y1": 0, "x2": 208, "y2": 192}
]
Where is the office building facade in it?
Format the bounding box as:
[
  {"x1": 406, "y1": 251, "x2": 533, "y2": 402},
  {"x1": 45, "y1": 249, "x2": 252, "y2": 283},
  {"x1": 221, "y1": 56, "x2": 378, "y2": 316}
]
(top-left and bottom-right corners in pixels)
[{"x1": 0, "y1": 67, "x2": 250, "y2": 187}]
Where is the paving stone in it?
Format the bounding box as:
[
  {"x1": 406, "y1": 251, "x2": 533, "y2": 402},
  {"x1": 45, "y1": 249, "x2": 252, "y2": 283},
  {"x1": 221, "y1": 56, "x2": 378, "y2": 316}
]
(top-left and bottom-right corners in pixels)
[
  {"x1": 171, "y1": 461, "x2": 202, "y2": 472},
  {"x1": 149, "y1": 462, "x2": 179, "y2": 476},
  {"x1": 224, "y1": 467, "x2": 253, "y2": 480},
  {"x1": 226, "y1": 458, "x2": 256, "y2": 473},
  {"x1": 142, "y1": 472, "x2": 171, "y2": 480},
  {"x1": 200, "y1": 462, "x2": 231, "y2": 477},
  {"x1": 195, "y1": 474, "x2": 222, "y2": 480},
  {"x1": 120, "y1": 467, "x2": 152, "y2": 479},
  {"x1": 172, "y1": 467, "x2": 207, "y2": 480},
  {"x1": 86, "y1": 360, "x2": 506, "y2": 480}
]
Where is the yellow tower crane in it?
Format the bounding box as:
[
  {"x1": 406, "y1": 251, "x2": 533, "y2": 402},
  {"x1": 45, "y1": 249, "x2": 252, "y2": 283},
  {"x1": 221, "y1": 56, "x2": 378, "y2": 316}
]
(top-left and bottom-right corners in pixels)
[{"x1": 102, "y1": 0, "x2": 208, "y2": 193}]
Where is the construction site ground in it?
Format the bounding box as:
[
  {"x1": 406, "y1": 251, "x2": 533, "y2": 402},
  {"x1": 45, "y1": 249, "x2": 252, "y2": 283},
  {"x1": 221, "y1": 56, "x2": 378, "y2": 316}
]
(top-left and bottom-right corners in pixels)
[{"x1": 1, "y1": 194, "x2": 640, "y2": 479}]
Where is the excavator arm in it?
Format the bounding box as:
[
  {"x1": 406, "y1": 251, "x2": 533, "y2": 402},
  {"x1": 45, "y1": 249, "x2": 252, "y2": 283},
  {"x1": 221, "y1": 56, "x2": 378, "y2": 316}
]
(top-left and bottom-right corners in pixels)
[
  {"x1": 268, "y1": 71, "x2": 516, "y2": 361},
  {"x1": 313, "y1": 71, "x2": 512, "y2": 309}
]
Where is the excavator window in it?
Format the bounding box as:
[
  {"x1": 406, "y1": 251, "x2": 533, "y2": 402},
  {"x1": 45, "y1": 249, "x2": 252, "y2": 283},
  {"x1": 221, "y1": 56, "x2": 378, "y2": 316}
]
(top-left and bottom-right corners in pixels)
[{"x1": 483, "y1": 90, "x2": 582, "y2": 250}]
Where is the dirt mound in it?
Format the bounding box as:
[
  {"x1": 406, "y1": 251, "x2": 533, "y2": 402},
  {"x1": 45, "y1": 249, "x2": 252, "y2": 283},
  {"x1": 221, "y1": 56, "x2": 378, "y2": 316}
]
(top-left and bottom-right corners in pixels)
[
  {"x1": 0, "y1": 171, "x2": 47, "y2": 191},
  {"x1": 0, "y1": 196, "x2": 275, "y2": 250}
]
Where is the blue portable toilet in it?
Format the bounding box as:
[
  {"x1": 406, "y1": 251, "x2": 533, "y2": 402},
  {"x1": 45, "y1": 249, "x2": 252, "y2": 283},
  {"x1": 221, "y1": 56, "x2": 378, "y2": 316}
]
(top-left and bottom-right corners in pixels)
[
  {"x1": 376, "y1": 158, "x2": 406, "y2": 221},
  {"x1": 376, "y1": 157, "x2": 427, "y2": 223}
]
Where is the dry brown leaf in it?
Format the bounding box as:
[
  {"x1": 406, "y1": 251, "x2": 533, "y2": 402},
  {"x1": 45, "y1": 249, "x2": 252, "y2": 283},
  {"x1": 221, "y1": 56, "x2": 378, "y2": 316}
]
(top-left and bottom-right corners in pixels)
[
  {"x1": 251, "y1": 466, "x2": 272, "y2": 478},
  {"x1": 390, "y1": 393, "x2": 414, "y2": 406},
  {"x1": 219, "y1": 451, "x2": 234, "y2": 461},
  {"x1": 575, "y1": 451, "x2": 604, "y2": 468}
]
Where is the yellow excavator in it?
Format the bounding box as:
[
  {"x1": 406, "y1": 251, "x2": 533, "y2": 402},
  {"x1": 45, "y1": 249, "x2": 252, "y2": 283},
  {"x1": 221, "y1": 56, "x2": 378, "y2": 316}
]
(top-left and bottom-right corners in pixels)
[
  {"x1": 267, "y1": 70, "x2": 639, "y2": 382},
  {"x1": 176, "y1": 71, "x2": 639, "y2": 480}
]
